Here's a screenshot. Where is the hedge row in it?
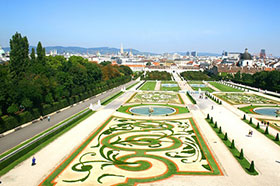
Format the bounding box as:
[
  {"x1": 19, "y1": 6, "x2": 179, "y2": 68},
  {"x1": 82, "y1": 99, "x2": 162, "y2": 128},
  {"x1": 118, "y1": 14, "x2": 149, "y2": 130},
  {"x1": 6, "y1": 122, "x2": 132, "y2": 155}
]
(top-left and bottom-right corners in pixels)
[
  {"x1": 0, "y1": 109, "x2": 93, "y2": 171},
  {"x1": 0, "y1": 76, "x2": 131, "y2": 134},
  {"x1": 187, "y1": 91, "x2": 197, "y2": 104},
  {"x1": 205, "y1": 92, "x2": 222, "y2": 105}
]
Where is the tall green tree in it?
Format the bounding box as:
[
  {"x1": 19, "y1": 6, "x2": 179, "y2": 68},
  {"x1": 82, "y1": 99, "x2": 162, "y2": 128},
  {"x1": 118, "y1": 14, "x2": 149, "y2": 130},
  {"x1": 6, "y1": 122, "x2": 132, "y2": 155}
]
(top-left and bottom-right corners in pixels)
[{"x1": 9, "y1": 32, "x2": 29, "y2": 77}]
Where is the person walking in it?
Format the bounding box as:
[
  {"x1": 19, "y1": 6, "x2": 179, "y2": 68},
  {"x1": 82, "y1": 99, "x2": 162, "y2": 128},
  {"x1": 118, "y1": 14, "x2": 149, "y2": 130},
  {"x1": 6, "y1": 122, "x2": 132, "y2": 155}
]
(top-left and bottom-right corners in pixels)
[
  {"x1": 48, "y1": 116, "x2": 50, "y2": 122},
  {"x1": 32, "y1": 157, "x2": 36, "y2": 166}
]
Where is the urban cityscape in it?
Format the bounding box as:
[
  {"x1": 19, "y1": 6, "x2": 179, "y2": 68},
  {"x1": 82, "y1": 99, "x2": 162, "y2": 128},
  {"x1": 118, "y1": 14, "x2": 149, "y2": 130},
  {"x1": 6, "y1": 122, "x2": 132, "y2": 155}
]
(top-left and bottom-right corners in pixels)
[{"x1": 0, "y1": 0, "x2": 279, "y2": 186}]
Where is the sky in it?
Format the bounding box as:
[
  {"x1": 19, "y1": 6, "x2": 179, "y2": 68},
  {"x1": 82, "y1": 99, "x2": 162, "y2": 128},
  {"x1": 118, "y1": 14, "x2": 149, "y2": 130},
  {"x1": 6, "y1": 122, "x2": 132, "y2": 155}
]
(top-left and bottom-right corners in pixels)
[{"x1": 1, "y1": 0, "x2": 280, "y2": 55}]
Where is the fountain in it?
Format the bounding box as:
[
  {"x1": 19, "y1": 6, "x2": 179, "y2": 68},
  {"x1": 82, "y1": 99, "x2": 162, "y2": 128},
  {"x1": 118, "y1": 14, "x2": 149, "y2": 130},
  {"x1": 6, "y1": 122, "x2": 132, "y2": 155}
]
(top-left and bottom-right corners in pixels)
[
  {"x1": 130, "y1": 106, "x2": 176, "y2": 116},
  {"x1": 253, "y1": 107, "x2": 280, "y2": 117}
]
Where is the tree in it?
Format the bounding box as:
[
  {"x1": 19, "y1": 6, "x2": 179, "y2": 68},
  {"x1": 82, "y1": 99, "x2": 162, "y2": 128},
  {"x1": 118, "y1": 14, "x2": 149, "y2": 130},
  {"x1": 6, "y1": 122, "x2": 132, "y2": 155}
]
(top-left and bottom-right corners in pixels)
[
  {"x1": 30, "y1": 48, "x2": 36, "y2": 62},
  {"x1": 9, "y1": 32, "x2": 29, "y2": 77}
]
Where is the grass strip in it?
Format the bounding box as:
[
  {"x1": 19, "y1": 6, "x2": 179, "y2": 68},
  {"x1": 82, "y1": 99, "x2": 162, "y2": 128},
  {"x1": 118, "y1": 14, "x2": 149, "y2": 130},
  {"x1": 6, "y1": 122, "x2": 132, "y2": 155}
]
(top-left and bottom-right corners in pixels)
[
  {"x1": 101, "y1": 91, "x2": 124, "y2": 105},
  {"x1": 205, "y1": 118, "x2": 258, "y2": 175},
  {"x1": 187, "y1": 92, "x2": 196, "y2": 104},
  {"x1": 126, "y1": 82, "x2": 139, "y2": 90},
  {"x1": 209, "y1": 82, "x2": 243, "y2": 92},
  {"x1": 0, "y1": 110, "x2": 94, "y2": 176},
  {"x1": 242, "y1": 118, "x2": 280, "y2": 146},
  {"x1": 0, "y1": 108, "x2": 88, "y2": 160}
]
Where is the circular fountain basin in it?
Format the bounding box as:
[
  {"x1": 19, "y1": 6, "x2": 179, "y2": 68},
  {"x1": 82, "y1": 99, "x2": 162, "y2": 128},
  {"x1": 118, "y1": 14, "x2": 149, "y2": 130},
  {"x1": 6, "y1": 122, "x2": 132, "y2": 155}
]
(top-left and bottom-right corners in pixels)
[
  {"x1": 253, "y1": 107, "x2": 280, "y2": 117},
  {"x1": 129, "y1": 106, "x2": 176, "y2": 116}
]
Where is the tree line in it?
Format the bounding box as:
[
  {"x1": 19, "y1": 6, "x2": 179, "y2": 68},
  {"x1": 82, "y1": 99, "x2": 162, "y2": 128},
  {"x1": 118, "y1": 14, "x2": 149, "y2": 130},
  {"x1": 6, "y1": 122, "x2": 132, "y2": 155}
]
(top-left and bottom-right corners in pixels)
[
  {"x1": 0, "y1": 32, "x2": 133, "y2": 133},
  {"x1": 141, "y1": 71, "x2": 172, "y2": 80}
]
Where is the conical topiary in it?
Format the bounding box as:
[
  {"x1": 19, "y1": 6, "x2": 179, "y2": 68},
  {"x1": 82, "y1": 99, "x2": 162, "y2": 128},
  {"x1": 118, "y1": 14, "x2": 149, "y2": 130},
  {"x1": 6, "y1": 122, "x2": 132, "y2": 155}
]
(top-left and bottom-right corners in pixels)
[
  {"x1": 275, "y1": 133, "x2": 279, "y2": 141},
  {"x1": 243, "y1": 114, "x2": 246, "y2": 120},
  {"x1": 264, "y1": 126, "x2": 269, "y2": 134},
  {"x1": 210, "y1": 117, "x2": 213, "y2": 123},
  {"x1": 219, "y1": 126, "x2": 222, "y2": 133},
  {"x1": 224, "y1": 132, "x2": 228, "y2": 140},
  {"x1": 249, "y1": 117, "x2": 253, "y2": 124},
  {"x1": 214, "y1": 121, "x2": 218, "y2": 128},
  {"x1": 207, "y1": 113, "x2": 210, "y2": 119},
  {"x1": 249, "y1": 161, "x2": 255, "y2": 172},
  {"x1": 256, "y1": 122, "x2": 260, "y2": 129},
  {"x1": 231, "y1": 139, "x2": 235, "y2": 149},
  {"x1": 239, "y1": 148, "x2": 244, "y2": 159}
]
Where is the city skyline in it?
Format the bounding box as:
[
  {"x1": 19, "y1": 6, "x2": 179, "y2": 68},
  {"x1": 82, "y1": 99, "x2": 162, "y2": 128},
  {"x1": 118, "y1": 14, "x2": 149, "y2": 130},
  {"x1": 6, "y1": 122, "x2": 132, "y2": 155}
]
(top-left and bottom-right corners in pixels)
[{"x1": 1, "y1": 0, "x2": 280, "y2": 55}]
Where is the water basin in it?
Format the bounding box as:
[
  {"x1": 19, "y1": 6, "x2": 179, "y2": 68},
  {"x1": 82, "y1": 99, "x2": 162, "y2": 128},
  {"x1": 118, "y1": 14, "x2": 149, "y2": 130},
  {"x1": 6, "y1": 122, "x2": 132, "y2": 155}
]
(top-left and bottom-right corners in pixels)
[
  {"x1": 253, "y1": 107, "x2": 280, "y2": 117},
  {"x1": 130, "y1": 106, "x2": 176, "y2": 116}
]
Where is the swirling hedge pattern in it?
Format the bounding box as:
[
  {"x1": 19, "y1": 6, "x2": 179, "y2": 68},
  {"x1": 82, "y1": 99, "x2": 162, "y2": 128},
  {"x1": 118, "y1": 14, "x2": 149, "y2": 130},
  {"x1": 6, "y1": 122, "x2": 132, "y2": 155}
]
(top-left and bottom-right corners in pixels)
[{"x1": 44, "y1": 117, "x2": 222, "y2": 186}]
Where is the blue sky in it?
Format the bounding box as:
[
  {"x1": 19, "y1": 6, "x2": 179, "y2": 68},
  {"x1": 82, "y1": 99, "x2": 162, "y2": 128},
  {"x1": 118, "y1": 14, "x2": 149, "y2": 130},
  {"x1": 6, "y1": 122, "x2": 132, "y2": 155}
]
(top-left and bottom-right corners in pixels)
[{"x1": 1, "y1": 0, "x2": 280, "y2": 55}]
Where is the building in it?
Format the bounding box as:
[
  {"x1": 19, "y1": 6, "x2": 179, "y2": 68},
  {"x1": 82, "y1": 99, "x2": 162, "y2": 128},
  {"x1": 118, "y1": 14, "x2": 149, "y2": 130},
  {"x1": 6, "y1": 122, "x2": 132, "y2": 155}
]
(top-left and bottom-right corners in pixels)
[
  {"x1": 260, "y1": 49, "x2": 266, "y2": 59},
  {"x1": 238, "y1": 48, "x2": 253, "y2": 67},
  {"x1": 191, "y1": 51, "x2": 197, "y2": 57},
  {"x1": 0, "y1": 45, "x2": 5, "y2": 57}
]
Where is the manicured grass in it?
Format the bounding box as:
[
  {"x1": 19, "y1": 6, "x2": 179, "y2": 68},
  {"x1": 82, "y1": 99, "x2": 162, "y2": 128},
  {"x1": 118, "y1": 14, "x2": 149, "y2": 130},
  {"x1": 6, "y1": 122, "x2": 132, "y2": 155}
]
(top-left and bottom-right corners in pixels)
[
  {"x1": 117, "y1": 104, "x2": 189, "y2": 115},
  {"x1": 205, "y1": 118, "x2": 258, "y2": 175},
  {"x1": 0, "y1": 110, "x2": 95, "y2": 176},
  {"x1": 192, "y1": 86, "x2": 215, "y2": 93},
  {"x1": 160, "y1": 81, "x2": 181, "y2": 91},
  {"x1": 101, "y1": 91, "x2": 124, "y2": 105},
  {"x1": 239, "y1": 105, "x2": 280, "y2": 114},
  {"x1": 209, "y1": 82, "x2": 243, "y2": 92},
  {"x1": 242, "y1": 118, "x2": 280, "y2": 146},
  {"x1": 139, "y1": 81, "x2": 156, "y2": 91},
  {"x1": 0, "y1": 108, "x2": 89, "y2": 160},
  {"x1": 126, "y1": 82, "x2": 139, "y2": 90}
]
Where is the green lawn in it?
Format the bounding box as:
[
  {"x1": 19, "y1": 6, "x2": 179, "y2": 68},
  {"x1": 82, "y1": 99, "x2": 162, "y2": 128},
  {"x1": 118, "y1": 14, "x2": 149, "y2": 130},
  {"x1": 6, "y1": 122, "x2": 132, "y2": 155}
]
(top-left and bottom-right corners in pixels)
[
  {"x1": 117, "y1": 104, "x2": 189, "y2": 115},
  {"x1": 139, "y1": 81, "x2": 156, "y2": 91},
  {"x1": 160, "y1": 81, "x2": 181, "y2": 91},
  {"x1": 209, "y1": 82, "x2": 243, "y2": 92},
  {"x1": 101, "y1": 91, "x2": 124, "y2": 105}
]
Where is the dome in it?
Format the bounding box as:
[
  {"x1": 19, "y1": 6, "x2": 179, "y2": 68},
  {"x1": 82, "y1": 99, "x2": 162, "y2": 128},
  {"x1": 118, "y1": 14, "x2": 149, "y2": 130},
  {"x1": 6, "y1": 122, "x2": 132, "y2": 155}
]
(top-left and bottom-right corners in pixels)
[{"x1": 240, "y1": 48, "x2": 252, "y2": 60}]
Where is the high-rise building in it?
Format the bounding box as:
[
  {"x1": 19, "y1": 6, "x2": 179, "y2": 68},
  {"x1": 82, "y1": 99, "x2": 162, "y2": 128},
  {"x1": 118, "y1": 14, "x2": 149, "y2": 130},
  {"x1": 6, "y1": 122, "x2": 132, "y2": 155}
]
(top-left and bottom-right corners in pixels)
[
  {"x1": 120, "y1": 43, "x2": 124, "y2": 55},
  {"x1": 191, "y1": 51, "x2": 197, "y2": 57},
  {"x1": 260, "y1": 49, "x2": 266, "y2": 59}
]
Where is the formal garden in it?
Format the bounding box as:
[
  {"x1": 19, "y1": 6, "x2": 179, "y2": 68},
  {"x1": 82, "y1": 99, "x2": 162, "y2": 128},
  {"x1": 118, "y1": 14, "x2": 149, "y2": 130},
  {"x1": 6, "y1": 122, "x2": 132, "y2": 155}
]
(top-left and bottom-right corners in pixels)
[
  {"x1": 188, "y1": 82, "x2": 215, "y2": 93},
  {"x1": 127, "y1": 92, "x2": 184, "y2": 105},
  {"x1": 209, "y1": 82, "x2": 243, "y2": 92},
  {"x1": 40, "y1": 117, "x2": 222, "y2": 186},
  {"x1": 160, "y1": 81, "x2": 181, "y2": 91},
  {"x1": 139, "y1": 81, "x2": 156, "y2": 91},
  {"x1": 215, "y1": 93, "x2": 280, "y2": 105}
]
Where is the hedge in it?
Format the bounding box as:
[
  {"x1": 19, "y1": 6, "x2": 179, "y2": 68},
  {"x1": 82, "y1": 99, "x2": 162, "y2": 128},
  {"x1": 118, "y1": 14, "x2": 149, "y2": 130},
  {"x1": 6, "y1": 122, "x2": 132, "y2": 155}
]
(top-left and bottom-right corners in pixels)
[
  {"x1": 1, "y1": 115, "x2": 18, "y2": 131},
  {"x1": 18, "y1": 111, "x2": 33, "y2": 125}
]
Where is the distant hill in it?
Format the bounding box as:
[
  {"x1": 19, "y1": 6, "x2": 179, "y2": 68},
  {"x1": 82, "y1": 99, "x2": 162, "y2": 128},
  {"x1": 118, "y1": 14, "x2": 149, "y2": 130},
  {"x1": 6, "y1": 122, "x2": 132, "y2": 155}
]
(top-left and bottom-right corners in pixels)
[
  {"x1": 3, "y1": 46, "x2": 157, "y2": 55},
  {"x1": 3, "y1": 46, "x2": 220, "y2": 56}
]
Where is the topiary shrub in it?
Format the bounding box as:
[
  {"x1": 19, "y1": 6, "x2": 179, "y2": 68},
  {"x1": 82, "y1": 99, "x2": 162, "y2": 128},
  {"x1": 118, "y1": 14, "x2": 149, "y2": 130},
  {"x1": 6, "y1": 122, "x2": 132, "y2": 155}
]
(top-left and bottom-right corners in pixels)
[
  {"x1": 264, "y1": 126, "x2": 269, "y2": 135},
  {"x1": 249, "y1": 117, "x2": 252, "y2": 124},
  {"x1": 249, "y1": 161, "x2": 255, "y2": 172},
  {"x1": 210, "y1": 117, "x2": 213, "y2": 123},
  {"x1": 239, "y1": 148, "x2": 244, "y2": 159},
  {"x1": 224, "y1": 132, "x2": 228, "y2": 140},
  {"x1": 256, "y1": 122, "x2": 260, "y2": 129},
  {"x1": 243, "y1": 114, "x2": 246, "y2": 120},
  {"x1": 219, "y1": 126, "x2": 222, "y2": 134},
  {"x1": 275, "y1": 133, "x2": 279, "y2": 141},
  {"x1": 231, "y1": 139, "x2": 235, "y2": 149},
  {"x1": 207, "y1": 113, "x2": 210, "y2": 119},
  {"x1": 214, "y1": 121, "x2": 217, "y2": 128}
]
